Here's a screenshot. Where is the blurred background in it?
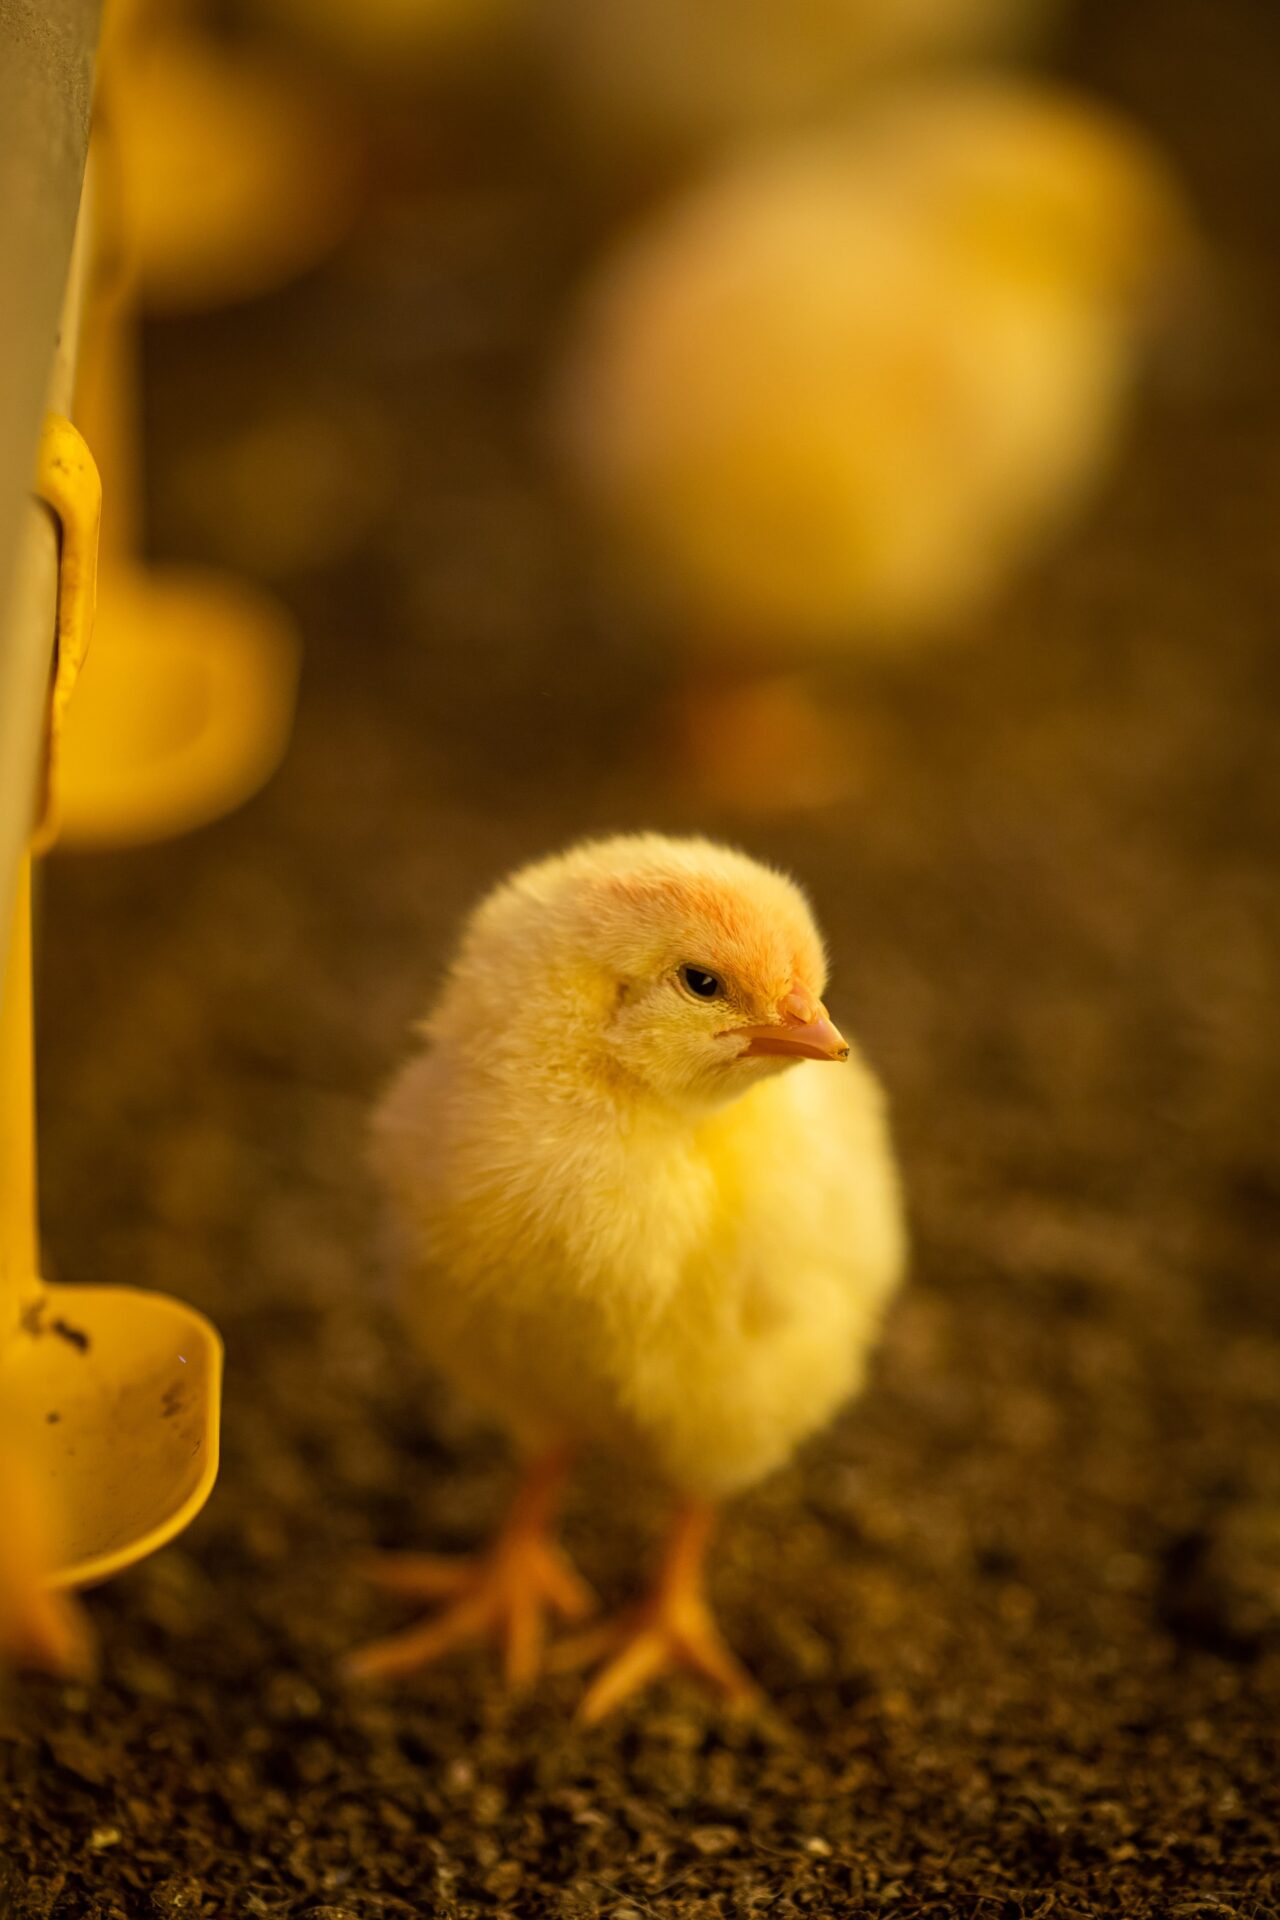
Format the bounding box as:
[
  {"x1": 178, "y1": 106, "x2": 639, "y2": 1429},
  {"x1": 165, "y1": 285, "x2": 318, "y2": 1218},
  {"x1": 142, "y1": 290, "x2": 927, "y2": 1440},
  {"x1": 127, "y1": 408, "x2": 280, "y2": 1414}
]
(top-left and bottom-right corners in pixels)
[{"x1": 3, "y1": 0, "x2": 1279, "y2": 1910}]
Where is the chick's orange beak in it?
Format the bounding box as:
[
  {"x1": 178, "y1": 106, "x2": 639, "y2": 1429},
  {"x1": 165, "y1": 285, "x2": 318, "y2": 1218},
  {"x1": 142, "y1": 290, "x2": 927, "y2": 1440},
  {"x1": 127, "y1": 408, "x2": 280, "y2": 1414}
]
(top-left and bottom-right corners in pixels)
[{"x1": 731, "y1": 990, "x2": 850, "y2": 1063}]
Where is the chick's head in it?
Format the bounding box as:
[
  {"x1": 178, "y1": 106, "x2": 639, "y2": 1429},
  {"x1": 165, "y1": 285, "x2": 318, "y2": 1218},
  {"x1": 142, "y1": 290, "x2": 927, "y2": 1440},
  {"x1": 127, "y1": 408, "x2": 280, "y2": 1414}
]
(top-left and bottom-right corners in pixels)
[{"x1": 442, "y1": 836, "x2": 848, "y2": 1112}]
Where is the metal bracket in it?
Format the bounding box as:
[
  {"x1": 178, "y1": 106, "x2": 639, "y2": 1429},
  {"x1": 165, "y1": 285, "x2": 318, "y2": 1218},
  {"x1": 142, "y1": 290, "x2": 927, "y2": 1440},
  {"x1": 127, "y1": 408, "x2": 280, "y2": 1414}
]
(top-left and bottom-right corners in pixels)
[{"x1": 30, "y1": 415, "x2": 101, "y2": 852}]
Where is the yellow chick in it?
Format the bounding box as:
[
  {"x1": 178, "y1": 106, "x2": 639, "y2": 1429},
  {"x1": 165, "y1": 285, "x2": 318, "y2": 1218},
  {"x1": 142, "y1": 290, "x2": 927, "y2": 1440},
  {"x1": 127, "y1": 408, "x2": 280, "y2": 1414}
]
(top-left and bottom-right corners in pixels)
[
  {"x1": 554, "y1": 78, "x2": 1188, "y2": 652},
  {"x1": 351, "y1": 834, "x2": 905, "y2": 1719}
]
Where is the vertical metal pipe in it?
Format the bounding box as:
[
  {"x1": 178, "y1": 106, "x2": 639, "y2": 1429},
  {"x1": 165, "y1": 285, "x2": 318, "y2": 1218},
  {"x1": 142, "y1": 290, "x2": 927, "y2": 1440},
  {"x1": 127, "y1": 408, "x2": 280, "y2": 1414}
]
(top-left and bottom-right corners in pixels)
[
  {"x1": 0, "y1": 0, "x2": 100, "y2": 933},
  {"x1": 0, "y1": 1, "x2": 99, "y2": 1328}
]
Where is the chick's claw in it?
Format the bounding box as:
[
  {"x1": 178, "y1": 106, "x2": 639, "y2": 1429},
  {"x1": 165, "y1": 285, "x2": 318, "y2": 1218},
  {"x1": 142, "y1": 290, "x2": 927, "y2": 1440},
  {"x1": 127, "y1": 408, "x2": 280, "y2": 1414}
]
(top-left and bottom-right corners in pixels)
[
  {"x1": 346, "y1": 1532, "x2": 594, "y2": 1690},
  {"x1": 345, "y1": 1446, "x2": 593, "y2": 1692},
  {"x1": 555, "y1": 1499, "x2": 760, "y2": 1724},
  {"x1": 557, "y1": 1591, "x2": 758, "y2": 1725}
]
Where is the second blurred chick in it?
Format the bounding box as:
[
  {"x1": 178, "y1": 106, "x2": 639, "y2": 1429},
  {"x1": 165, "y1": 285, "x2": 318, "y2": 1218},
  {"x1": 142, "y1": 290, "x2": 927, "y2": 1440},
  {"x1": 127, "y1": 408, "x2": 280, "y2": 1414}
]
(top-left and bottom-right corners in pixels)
[{"x1": 554, "y1": 79, "x2": 1190, "y2": 655}]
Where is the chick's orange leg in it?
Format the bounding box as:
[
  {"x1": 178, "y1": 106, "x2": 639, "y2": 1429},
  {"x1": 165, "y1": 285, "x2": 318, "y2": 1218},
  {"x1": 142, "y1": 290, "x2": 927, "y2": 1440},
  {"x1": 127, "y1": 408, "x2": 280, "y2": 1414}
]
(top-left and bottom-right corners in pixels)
[
  {"x1": 345, "y1": 1445, "x2": 592, "y2": 1691},
  {"x1": 557, "y1": 1499, "x2": 758, "y2": 1725}
]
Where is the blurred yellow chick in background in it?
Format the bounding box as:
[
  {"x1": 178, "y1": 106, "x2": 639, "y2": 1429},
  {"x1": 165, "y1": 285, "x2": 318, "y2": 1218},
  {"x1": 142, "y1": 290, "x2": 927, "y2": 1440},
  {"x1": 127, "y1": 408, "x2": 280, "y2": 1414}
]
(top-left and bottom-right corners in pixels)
[
  {"x1": 351, "y1": 835, "x2": 905, "y2": 1719},
  {"x1": 555, "y1": 78, "x2": 1189, "y2": 653}
]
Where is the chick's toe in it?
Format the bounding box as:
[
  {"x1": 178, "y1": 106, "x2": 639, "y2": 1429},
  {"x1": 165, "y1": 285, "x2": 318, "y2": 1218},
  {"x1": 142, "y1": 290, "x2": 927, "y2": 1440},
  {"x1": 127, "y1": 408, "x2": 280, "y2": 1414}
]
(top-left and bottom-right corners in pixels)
[
  {"x1": 345, "y1": 1447, "x2": 593, "y2": 1691},
  {"x1": 555, "y1": 1499, "x2": 758, "y2": 1724}
]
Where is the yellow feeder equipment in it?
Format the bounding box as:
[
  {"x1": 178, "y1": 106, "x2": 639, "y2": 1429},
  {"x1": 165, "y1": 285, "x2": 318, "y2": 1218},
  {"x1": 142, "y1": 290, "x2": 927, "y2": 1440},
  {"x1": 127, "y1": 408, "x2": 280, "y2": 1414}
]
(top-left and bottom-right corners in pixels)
[
  {"x1": 0, "y1": 418, "x2": 223, "y2": 1605},
  {"x1": 51, "y1": 120, "x2": 302, "y2": 850},
  {"x1": 55, "y1": 566, "x2": 299, "y2": 848}
]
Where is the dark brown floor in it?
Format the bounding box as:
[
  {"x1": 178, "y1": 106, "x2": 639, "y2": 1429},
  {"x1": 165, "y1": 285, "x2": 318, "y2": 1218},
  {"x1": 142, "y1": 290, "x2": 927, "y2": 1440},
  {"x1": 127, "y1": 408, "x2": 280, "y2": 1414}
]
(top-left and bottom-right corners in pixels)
[{"x1": 4, "y1": 2, "x2": 1280, "y2": 1915}]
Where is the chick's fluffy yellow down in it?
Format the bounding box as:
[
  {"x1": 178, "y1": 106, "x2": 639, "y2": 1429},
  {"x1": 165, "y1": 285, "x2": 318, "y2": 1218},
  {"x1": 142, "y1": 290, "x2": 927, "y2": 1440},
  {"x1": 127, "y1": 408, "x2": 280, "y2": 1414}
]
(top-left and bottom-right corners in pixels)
[{"x1": 373, "y1": 840, "x2": 905, "y2": 1500}]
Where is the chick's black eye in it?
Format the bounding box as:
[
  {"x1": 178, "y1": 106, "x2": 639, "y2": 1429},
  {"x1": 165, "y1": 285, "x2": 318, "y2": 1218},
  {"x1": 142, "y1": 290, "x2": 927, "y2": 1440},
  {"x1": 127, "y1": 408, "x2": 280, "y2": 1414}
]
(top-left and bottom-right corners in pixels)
[{"x1": 678, "y1": 964, "x2": 724, "y2": 1001}]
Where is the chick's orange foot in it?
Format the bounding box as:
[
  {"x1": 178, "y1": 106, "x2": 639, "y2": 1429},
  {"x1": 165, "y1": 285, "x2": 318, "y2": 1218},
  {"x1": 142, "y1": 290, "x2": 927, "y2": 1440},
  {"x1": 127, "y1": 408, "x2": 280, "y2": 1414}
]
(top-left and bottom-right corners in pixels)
[
  {"x1": 555, "y1": 1500, "x2": 759, "y2": 1724},
  {"x1": 344, "y1": 1448, "x2": 592, "y2": 1691}
]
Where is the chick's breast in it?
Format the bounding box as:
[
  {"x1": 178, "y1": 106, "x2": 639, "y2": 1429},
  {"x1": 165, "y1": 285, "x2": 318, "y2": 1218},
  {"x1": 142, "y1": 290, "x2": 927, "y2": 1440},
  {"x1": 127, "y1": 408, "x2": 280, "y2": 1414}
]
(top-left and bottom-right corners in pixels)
[
  {"x1": 620, "y1": 1050, "x2": 905, "y2": 1498},
  {"x1": 375, "y1": 1032, "x2": 904, "y2": 1501},
  {"x1": 372, "y1": 1035, "x2": 719, "y2": 1458}
]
